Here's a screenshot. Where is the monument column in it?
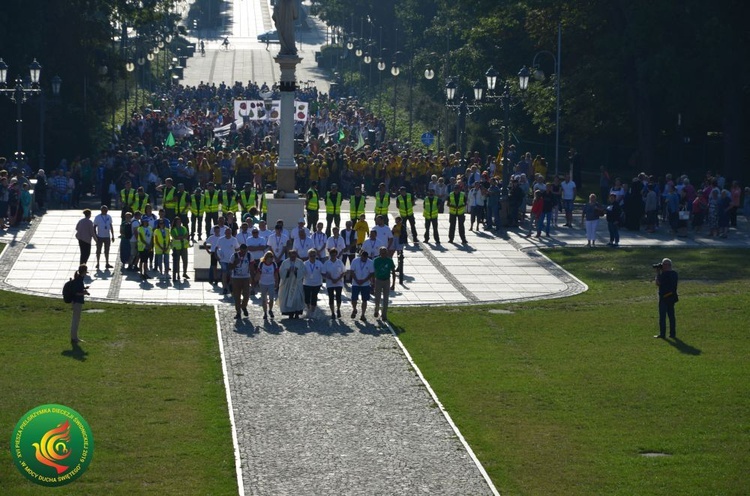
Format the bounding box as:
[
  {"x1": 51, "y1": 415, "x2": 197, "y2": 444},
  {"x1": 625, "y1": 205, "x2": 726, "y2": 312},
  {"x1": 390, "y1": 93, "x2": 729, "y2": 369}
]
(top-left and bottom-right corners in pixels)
[{"x1": 274, "y1": 55, "x2": 302, "y2": 195}]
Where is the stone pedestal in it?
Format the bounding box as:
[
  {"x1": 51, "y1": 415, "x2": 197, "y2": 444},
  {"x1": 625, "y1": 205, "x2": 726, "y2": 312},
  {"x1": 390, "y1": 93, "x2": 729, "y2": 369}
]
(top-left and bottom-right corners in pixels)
[{"x1": 265, "y1": 192, "x2": 305, "y2": 229}]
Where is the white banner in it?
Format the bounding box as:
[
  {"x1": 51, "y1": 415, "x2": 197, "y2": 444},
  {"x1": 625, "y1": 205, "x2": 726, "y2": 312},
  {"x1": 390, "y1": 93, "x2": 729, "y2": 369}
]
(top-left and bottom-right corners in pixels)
[{"x1": 233, "y1": 100, "x2": 308, "y2": 124}]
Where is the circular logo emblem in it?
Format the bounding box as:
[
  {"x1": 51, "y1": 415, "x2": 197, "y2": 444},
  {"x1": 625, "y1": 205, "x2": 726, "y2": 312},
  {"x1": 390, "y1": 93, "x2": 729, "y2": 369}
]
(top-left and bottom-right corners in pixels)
[{"x1": 10, "y1": 404, "x2": 94, "y2": 487}]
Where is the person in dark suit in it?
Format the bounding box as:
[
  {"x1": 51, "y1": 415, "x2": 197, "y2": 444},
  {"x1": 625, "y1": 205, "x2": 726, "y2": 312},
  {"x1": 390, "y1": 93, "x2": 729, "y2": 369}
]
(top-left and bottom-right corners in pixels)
[{"x1": 655, "y1": 258, "x2": 679, "y2": 339}]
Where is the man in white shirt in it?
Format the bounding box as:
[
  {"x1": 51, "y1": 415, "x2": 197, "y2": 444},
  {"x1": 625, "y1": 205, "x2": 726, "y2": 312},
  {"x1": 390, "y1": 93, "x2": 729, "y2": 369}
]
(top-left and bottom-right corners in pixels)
[
  {"x1": 93, "y1": 205, "x2": 116, "y2": 270},
  {"x1": 246, "y1": 227, "x2": 267, "y2": 261},
  {"x1": 129, "y1": 211, "x2": 141, "y2": 271},
  {"x1": 256, "y1": 220, "x2": 272, "y2": 241},
  {"x1": 266, "y1": 223, "x2": 289, "y2": 264},
  {"x1": 290, "y1": 217, "x2": 310, "y2": 244},
  {"x1": 560, "y1": 172, "x2": 577, "y2": 227},
  {"x1": 215, "y1": 228, "x2": 240, "y2": 295},
  {"x1": 322, "y1": 248, "x2": 346, "y2": 319},
  {"x1": 349, "y1": 250, "x2": 374, "y2": 321},
  {"x1": 293, "y1": 228, "x2": 315, "y2": 261},
  {"x1": 360, "y1": 230, "x2": 381, "y2": 259},
  {"x1": 372, "y1": 215, "x2": 393, "y2": 251},
  {"x1": 236, "y1": 222, "x2": 252, "y2": 247}
]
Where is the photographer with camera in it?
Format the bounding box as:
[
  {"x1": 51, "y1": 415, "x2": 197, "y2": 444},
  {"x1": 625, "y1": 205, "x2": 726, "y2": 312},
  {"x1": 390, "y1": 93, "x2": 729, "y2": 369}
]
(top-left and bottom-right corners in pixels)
[{"x1": 654, "y1": 258, "x2": 679, "y2": 339}]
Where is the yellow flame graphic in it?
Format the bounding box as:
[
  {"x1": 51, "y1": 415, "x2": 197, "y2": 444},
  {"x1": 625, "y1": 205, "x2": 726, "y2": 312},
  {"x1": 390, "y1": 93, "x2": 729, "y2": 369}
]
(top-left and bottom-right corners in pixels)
[{"x1": 32, "y1": 420, "x2": 72, "y2": 474}]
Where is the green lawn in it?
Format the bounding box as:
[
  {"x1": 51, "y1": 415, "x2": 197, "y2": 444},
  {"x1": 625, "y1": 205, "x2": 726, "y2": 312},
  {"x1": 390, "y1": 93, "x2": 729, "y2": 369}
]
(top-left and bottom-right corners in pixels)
[
  {"x1": 391, "y1": 248, "x2": 750, "y2": 496},
  {"x1": 0, "y1": 290, "x2": 237, "y2": 495}
]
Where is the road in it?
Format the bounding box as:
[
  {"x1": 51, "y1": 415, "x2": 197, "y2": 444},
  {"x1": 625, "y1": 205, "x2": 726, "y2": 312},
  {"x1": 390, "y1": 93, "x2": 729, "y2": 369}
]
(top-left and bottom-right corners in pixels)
[{"x1": 181, "y1": 0, "x2": 331, "y2": 92}]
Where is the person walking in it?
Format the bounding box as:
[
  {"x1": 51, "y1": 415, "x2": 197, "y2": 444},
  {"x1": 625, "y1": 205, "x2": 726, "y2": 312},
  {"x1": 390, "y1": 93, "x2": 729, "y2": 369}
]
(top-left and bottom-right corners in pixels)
[
  {"x1": 254, "y1": 251, "x2": 279, "y2": 320},
  {"x1": 323, "y1": 248, "x2": 345, "y2": 319},
  {"x1": 302, "y1": 249, "x2": 324, "y2": 319},
  {"x1": 230, "y1": 244, "x2": 253, "y2": 319},
  {"x1": 75, "y1": 209, "x2": 97, "y2": 266},
  {"x1": 278, "y1": 249, "x2": 305, "y2": 319},
  {"x1": 423, "y1": 189, "x2": 440, "y2": 244},
  {"x1": 349, "y1": 250, "x2": 374, "y2": 321},
  {"x1": 69, "y1": 264, "x2": 90, "y2": 346},
  {"x1": 93, "y1": 205, "x2": 115, "y2": 270},
  {"x1": 654, "y1": 258, "x2": 679, "y2": 339},
  {"x1": 137, "y1": 218, "x2": 154, "y2": 280},
  {"x1": 372, "y1": 247, "x2": 396, "y2": 321}
]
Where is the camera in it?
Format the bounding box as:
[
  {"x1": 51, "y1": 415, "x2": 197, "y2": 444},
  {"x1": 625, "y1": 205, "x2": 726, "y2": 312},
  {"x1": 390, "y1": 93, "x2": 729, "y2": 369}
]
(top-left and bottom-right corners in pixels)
[{"x1": 652, "y1": 263, "x2": 663, "y2": 270}]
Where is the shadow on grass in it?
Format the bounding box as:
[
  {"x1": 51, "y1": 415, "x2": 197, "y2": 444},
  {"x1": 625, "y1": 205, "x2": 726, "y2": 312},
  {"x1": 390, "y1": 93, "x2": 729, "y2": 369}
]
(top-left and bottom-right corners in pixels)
[
  {"x1": 61, "y1": 343, "x2": 88, "y2": 361},
  {"x1": 667, "y1": 337, "x2": 701, "y2": 356}
]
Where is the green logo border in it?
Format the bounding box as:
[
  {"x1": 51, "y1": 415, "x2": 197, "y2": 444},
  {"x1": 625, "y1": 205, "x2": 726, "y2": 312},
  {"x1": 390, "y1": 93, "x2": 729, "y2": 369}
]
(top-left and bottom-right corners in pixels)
[{"x1": 10, "y1": 403, "x2": 94, "y2": 487}]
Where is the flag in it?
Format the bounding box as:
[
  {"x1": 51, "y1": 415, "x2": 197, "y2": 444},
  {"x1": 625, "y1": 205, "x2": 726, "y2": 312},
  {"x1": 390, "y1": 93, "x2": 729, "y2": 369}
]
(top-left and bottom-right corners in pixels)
[
  {"x1": 354, "y1": 129, "x2": 366, "y2": 151},
  {"x1": 164, "y1": 132, "x2": 176, "y2": 148},
  {"x1": 337, "y1": 129, "x2": 345, "y2": 142}
]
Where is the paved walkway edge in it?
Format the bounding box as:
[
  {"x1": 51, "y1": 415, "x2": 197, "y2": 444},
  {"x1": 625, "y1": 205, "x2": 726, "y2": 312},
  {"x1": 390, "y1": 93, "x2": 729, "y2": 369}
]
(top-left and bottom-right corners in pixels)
[
  {"x1": 385, "y1": 321, "x2": 502, "y2": 496},
  {"x1": 214, "y1": 304, "x2": 246, "y2": 496}
]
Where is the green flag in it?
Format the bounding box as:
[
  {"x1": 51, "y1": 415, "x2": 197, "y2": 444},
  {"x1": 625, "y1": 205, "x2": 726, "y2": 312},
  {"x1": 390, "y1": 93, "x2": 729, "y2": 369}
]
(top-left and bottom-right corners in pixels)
[
  {"x1": 164, "y1": 132, "x2": 176, "y2": 148},
  {"x1": 354, "y1": 130, "x2": 365, "y2": 151},
  {"x1": 337, "y1": 128, "x2": 345, "y2": 142}
]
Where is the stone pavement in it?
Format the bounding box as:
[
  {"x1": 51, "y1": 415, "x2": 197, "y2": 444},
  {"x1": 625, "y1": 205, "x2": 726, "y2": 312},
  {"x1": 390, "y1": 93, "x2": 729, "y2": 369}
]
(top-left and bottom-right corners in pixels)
[{"x1": 219, "y1": 305, "x2": 493, "y2": 495}]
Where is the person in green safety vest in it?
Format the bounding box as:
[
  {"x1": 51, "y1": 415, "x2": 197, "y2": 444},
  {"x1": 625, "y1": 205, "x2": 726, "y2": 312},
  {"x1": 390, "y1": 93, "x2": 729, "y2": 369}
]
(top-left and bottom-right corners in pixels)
[
  {"x1": 396, "y1": 186, "x2": 418, "y2": 244},
  {"x1": 349, "y1": 185, "x2": 366, "y2": 222},
  {"x1": 202, "y1": 182, "x2": 220, "y2": 236},
  {"x1": 157, "y1": 177, "x2": 177, "y2": 222},
  {"x1": 175, "y1": 182, "x2": 190, "y2": 228},
  {"x1": 120, "y1": 179, "x2": 136, "y2": 219},
  {"x1": 171, "y1": 216, "x2": 190, "y2": 281},
  {"x1": 239, "y1": 182, "x2": 258, "y2": 216},
  {"x1": 373, "y1": 182, "x2": 390, "y2": 225},
  {"x1": 189, "y1": 187, "x2": 203, "y2": 241},
  {"x1": 306, "y1": 181, "x2": 320, "y2": 230},
  {"x1": 325, "y1": 183, "x2": 343, "y2": 236},
  {"x1": 447, "y1": 183, "x2": 468, "y2": 245},
  {"x1": 423, "y1": 188, "x2": 441, "y2": 245}
]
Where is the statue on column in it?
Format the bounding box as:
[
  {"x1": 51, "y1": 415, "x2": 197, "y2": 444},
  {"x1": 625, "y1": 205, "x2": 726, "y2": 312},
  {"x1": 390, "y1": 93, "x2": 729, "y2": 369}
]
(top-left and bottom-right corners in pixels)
[{"x1": 273, "y1": 0, "x2": 298, "y2": 56}]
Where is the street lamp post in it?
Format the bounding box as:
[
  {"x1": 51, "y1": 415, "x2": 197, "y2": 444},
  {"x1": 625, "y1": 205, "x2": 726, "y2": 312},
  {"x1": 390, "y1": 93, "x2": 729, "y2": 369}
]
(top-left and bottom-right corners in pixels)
[
  {"x1": 530, "y1": 22, "x2": 562, "y2": 177},
  {"x1": 391, "y1": 59, "x2": 400, "y2": 139},
  {"x1": 0, "y1": 58, "x2": 60, "y2": 166}
]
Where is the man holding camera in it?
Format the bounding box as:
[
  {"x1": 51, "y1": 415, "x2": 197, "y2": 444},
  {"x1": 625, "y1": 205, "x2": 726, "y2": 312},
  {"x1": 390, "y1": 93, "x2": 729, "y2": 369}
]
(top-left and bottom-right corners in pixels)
[{"x1": 654, "y1": 258, "x2": 679, "y2": 339}]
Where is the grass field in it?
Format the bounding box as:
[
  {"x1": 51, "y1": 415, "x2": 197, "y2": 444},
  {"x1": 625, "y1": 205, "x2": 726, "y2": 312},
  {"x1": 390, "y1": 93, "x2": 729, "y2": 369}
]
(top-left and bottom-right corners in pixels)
[
  {"x1": 391, "y1": 248, "x2": 750, "y2": 496},
  {"x1": 0, "y1": 290, "x2": 237, "y2": 495}
]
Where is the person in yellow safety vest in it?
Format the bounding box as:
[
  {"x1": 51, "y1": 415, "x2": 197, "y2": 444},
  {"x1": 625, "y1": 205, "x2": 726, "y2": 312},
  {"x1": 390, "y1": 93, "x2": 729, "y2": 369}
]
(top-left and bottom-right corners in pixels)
[
  {"x1": 158, "y1": 178, "x2": 178, "y2": 222},
  {"x1": 373, "y1": 182, "x2": 390, "y2": 224},
  {"x1": 396, "y1": 186, "x2": 419, "y2": 243},
  {"x1": 306, "y1": 181, "x2": 320, "y2": 230},
  {"x1": 170, "y1": 216, "x2": 190, "y2": 281},
  {"x1": 174, "y1": 182, "x2": 190, "y2": 227},
  {"x1": 120, "y1": 180, "x2": 136, "y2": 218},
  {"x1": 447, "y1": 184, "x2": 468, "y2": 245},
  {"x1": 423, "y1": 189, "x2": 441, "y2": 245},
  {"x1": 220, "y1": 182, "x2": 239, "y2": 215},
  {"x1": 153, "y1": 217, "x2": 172, "y2": 277},
  {"x1": 239, "y1": 182, "x2": 257, "y2": 215},
  {"x1": 133, "y1": 187, "x2": 150, "y2": 214},
  {"x1": 202, "y1": 182, "x2": 220, "y2": 237},
  {"x1": 189, "y1": 187, "x2": 204, "y2": 241},
  {"x1": 325, "y1": 183, "x2": 343, "y2": 236},
  {"x1": 349, "y1": 185, "x2": 366, "y2": 221}
]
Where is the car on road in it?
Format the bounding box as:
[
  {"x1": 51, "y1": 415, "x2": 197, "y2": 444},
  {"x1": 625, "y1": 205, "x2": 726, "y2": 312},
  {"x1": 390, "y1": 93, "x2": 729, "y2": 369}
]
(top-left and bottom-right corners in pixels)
[{"x1": 257, "y1": 30, "x2": 279, "y2": 43}]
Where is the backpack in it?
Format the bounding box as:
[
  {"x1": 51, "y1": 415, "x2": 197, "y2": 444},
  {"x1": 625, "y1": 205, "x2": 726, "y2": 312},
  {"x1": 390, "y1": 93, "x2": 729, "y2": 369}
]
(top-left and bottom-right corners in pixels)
[{"x1": 63, "y1": 278, "x2": 75, "y2": 304}]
